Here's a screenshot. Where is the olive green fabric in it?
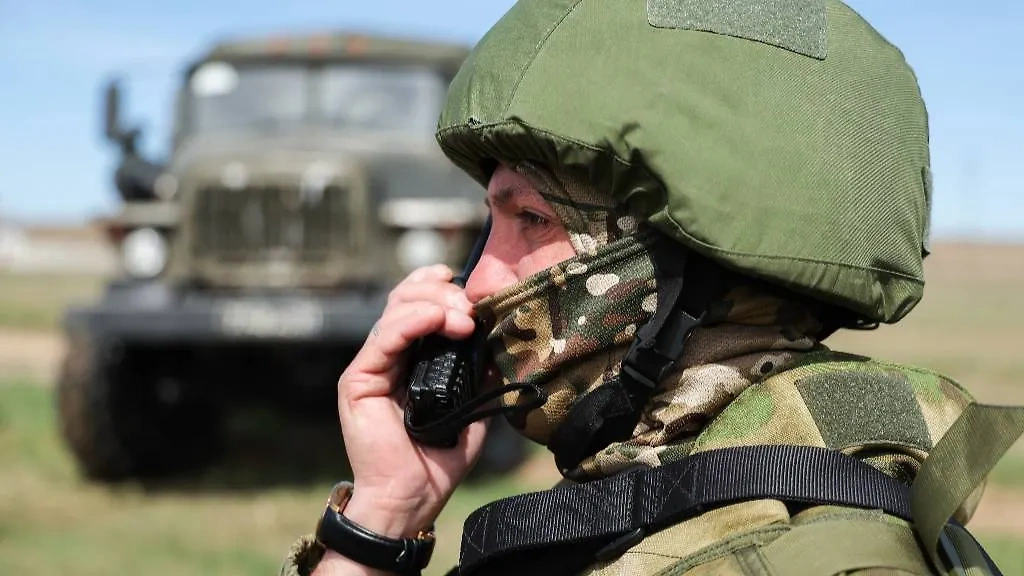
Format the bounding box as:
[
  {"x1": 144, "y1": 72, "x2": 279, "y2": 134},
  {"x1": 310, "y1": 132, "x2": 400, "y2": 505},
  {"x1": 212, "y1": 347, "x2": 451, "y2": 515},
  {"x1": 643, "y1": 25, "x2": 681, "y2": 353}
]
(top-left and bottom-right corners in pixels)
[
  {"x1": 796, "y1": 369, "x2": 932, "y2": 453},
  {"x1": 758, "y1": 520, "x2": 933, "y2": 575},
  {"x1": 279, "y1": 535, "x2": 323, "y2": 576},
  {"x1": 577, "y1": 352, "x2": 981, "y2": 575},
  {"x1": 436, "y1": 0, "x2": 931, "y2": 324},
  {"x1": 278, "y1": 351, "x2": 999, "y2": 576},
  {"x1": 646, "y1": 0, "x2": 828, "y2": 59},
  {"x1": 910, "y1": 403, "x2": 1024, "y2": 570}
]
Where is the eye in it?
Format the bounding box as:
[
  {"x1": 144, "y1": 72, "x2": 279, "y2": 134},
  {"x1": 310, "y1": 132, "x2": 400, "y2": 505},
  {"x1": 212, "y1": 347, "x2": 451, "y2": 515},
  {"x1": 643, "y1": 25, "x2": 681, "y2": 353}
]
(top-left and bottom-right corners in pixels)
[{"x1": 515, "y1": 210, "x2": 551, "y2": 228}]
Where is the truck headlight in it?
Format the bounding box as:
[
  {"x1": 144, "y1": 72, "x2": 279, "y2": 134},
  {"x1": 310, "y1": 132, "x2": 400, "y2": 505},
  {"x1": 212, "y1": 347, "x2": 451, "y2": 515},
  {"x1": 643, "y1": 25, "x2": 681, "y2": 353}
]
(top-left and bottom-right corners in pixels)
[
  {"x1": 396, "y1": 229, "x2": 447, "y2": 273},
  {"x1": 121, "y1": 227, "x2": 167, "y2": 279}
]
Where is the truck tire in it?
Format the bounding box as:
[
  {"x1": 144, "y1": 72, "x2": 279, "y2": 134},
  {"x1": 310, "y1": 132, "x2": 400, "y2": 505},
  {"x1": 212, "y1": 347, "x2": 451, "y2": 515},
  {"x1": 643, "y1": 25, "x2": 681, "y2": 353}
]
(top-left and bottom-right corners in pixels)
[{"x1": 56, "y1": 334, "x2": 223, "y2": 481}]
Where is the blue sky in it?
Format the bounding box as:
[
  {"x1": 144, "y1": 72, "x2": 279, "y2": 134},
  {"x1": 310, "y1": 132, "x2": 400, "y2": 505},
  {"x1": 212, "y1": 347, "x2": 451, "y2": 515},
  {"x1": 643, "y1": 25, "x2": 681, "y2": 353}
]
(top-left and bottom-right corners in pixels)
[{"x1": 1, "y1": 1, "x2": 1021, "y2": 240}]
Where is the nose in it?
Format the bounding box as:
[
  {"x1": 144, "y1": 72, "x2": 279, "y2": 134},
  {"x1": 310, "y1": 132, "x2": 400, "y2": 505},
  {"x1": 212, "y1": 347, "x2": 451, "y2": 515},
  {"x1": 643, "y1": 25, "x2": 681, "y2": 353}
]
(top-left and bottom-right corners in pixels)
[{"x1": 464, "y1": 242, "x2": 519, "y2": 305}]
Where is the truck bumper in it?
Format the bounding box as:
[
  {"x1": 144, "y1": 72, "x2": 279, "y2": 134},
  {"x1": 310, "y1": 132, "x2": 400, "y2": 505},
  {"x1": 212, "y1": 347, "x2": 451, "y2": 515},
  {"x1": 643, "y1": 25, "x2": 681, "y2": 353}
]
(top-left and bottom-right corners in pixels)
[{"x1": 63, "y1": 281, "x2": 386, "y2": 345}]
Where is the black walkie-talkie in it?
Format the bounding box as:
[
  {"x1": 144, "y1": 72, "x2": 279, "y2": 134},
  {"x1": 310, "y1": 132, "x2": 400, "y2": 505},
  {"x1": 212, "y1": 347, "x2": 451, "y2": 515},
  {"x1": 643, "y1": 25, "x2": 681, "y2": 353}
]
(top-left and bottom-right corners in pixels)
[{"x1": 403, "y1": 217, "x2": 492, "y2": 448}]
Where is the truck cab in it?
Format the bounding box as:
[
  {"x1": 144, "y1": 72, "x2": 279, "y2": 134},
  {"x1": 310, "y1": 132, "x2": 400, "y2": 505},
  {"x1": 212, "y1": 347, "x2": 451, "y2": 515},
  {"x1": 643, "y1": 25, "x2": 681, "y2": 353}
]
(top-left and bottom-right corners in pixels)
[
  {"x1": 106, "y1": 33, "x2": 483, "y2": 296},
  {"x1": 56, "y1": 32, "x2": 524, "y2": 481}
]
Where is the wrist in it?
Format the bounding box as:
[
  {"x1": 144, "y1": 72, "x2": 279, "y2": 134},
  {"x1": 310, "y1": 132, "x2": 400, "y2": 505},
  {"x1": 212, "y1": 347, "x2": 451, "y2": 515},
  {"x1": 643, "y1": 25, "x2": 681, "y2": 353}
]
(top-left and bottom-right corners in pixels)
[
  {"x1": 313, "y1": 481, "x2": 437, "y2": 575},
  {"x1": 312, "y1": 550, "x2": 394, "y2": 576},
  {"x1": 343, "y1": 490, "x2": 433, "y2": 539}
]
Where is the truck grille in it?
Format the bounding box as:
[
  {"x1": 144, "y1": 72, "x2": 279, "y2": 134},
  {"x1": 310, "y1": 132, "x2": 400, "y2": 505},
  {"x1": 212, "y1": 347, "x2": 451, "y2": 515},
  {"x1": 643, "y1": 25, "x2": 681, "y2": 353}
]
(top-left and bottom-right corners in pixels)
[{"x1": 193, "y1": 185, "x2": 351, "y2": 263}]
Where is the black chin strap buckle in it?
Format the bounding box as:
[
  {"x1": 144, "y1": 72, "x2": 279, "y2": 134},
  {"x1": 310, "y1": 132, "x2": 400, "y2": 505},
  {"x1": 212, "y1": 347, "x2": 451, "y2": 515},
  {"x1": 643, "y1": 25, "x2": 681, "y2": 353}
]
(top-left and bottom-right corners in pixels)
[{"x1": 620, "y1": 309, "x2": 703, "y2": 396}]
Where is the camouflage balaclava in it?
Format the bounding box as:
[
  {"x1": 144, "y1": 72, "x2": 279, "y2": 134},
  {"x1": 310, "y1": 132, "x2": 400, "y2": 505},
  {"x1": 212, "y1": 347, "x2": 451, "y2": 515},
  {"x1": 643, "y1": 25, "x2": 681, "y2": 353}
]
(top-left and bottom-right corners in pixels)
[{"x1": 474, "y1": 163, "x2": 826, "y2": 481}]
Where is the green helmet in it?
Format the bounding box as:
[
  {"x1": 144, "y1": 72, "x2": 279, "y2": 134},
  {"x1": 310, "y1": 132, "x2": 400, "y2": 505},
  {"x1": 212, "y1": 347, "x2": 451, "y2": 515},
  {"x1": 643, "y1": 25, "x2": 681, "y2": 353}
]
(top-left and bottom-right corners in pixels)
[{"x1": 436, "y1": 0, "x2": 932, "y2": 324}]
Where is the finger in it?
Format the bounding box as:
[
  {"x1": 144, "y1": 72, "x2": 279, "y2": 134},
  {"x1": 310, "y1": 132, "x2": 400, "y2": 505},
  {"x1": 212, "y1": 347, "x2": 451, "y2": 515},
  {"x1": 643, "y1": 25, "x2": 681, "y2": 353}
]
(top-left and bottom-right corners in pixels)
[
  {"x1": 373, "y1": 304, "x2": 476, "y2": 358},
  {"x1": 341, "y1": 302, "x2": 479, "y2": 402},
  {"x1": 462, "y1": 419, "x2": 491, "y2": 462},
  {"x1": 349, "y1": 302, "x2": 475, "y2": 379},
  {"x1": 354, "y1": 303, "x2": 443, "y2": 372},
  {"x1": 387, "y1": 281, "x2": 473, "y2": 314},
  {"x1": 402, "y1": 263, "x2": 454, "y2": 285},
  {"x1": 420, "y1": 419, "x2": 491, "y2": 471}
]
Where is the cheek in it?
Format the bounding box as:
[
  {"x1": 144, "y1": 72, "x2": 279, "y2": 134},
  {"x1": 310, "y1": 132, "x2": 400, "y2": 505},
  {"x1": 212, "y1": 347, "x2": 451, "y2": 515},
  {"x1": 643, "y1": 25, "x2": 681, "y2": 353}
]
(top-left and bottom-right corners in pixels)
[{"x1": 517, "y1": 237, "x2": 576, "y2": 279}]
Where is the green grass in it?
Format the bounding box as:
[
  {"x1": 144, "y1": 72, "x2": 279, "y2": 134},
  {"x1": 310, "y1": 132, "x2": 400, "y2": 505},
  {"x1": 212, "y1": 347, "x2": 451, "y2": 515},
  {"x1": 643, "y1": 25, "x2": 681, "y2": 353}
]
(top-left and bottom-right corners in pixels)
[
  {"x1": 990, "y1": 454, "x2": 1024, "y2": 490},
  {"x1": 0, "y1": 381, "x2": 549, "y2": 576},
  {"x1": 975, "y1": 535, "x2": 1024, "y2": 574},
  {"x1": 2, "y1": 379, "x2": 1023, "y2": 575},
  {"x1": 0, "y1": 272, "x2": 105, "y2": 331},
  {"x1": 2, "y1": 244, "x2": 1024, "y2": 574}
]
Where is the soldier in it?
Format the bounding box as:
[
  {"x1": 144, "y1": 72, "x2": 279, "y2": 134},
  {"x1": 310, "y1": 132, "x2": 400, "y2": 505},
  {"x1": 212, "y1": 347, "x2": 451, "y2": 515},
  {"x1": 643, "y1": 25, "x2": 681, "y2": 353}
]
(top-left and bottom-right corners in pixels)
[{"x1": 283, "y1": 1, "x2": 1023, "y2": 574}]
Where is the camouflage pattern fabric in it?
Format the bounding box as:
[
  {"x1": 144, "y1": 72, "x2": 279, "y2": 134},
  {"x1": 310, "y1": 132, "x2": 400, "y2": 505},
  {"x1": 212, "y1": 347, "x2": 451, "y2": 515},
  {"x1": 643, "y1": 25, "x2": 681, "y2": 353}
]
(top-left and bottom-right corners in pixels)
[
  {"x1": 278, "y1": 352, "x2": 980, "y2": 576},
  {"x1": 579, "y1": 352, "x2": 979, "y2": 575},
  {"x1": 476, "y1": 164, "x2": 824, "y2": 480},
  {"x1": 475, "y1": 230, "x2": 659, "y2": 447},
  {"x1": 475, "y1": 250, "x2": 827, "y2": 481},
  {"x1": 474, "y1": 162, "x2": 655, "y2": 449},
  {"x1": 513, "y1": 162, "x2": 639, "y2": 256},
  {"x1": 576, "y1": 287, "x2": 823, "y2": 481},
  {"x1": 280, "y1": 535, "x2": 323, "y2": 576}
]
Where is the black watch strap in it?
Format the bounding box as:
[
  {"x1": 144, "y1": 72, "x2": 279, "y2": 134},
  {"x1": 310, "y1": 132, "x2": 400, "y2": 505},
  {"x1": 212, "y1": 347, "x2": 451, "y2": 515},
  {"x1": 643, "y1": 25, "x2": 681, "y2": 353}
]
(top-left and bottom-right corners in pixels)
[{"x1": 315, "y1": 482, "x2": 435, "y2": 575}]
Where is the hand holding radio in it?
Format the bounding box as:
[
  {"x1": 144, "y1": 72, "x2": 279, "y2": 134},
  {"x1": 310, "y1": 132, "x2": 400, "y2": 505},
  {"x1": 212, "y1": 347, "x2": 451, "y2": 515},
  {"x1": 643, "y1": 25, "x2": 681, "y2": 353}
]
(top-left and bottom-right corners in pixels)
[
  {"x1": 332, "y1": 257, "x2": 490, "y2": 541},
  {"x1": 402, "y1": 218, "x2": 492, "y2": 448}
]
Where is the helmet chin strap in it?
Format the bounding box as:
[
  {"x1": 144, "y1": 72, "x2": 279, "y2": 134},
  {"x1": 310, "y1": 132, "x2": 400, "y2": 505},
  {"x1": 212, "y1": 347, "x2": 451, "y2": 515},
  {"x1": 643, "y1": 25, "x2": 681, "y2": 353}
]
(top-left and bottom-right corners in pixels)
[{"x1": 547, "y1": 236, "x2": 726, "y2": 475}]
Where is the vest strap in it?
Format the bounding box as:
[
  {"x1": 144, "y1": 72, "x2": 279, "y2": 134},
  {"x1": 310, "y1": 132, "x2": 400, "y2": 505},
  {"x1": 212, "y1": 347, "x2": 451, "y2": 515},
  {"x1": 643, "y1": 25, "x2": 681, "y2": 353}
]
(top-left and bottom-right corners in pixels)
[
  {"x1": 458, "y1": 444, "x2": 914, "y2": 575},
  {"x1": 911, "y1": 402, "x2": 1024, "y2": 572}
]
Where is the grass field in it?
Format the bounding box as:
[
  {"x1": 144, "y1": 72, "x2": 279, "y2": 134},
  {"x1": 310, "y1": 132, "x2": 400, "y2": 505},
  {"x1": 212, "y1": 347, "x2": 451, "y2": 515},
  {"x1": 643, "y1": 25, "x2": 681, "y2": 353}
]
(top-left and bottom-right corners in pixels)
[
  {"x1": 0, "y1": 272, "x2": 105, "y2": 331},
  {"x1": 1, "y1": 241, "x2": 1023, "y2": 574},
  {"x1": 0, "y1": 380, "x2": 555, "y2": 574}
]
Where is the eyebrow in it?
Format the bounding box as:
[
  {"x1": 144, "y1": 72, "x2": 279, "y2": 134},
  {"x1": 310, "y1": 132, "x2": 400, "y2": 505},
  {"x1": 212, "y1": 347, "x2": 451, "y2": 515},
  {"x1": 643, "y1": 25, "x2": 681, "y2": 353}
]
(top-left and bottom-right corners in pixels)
[{"x1": 483, "y1": 184, "x2": 519, "y2": 208}]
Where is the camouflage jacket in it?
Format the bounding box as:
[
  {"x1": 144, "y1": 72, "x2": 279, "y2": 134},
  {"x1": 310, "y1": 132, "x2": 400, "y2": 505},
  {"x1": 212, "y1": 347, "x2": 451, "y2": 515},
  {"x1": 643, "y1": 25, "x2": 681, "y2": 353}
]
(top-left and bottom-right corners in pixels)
[
  {"x1": 280, "y1": 350, "x2": 985, "y2": 575},
  {"x1": 577, "y1": 350, "x2": 979, "y2": 576}
]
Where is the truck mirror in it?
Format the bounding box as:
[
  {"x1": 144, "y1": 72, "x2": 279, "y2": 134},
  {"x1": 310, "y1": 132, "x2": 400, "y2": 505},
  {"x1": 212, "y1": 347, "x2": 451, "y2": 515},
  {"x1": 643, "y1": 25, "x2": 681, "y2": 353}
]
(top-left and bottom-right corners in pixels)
[{"x1": 104, "y1": 79, "x2": 122, "y2": 142}]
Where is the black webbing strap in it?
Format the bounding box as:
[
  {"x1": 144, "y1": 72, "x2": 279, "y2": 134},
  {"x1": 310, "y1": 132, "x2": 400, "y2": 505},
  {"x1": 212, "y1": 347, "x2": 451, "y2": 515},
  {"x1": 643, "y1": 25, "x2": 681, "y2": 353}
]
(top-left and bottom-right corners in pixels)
[{"x1": 458, "y1": 445, "x2": 913, "y2": 576}]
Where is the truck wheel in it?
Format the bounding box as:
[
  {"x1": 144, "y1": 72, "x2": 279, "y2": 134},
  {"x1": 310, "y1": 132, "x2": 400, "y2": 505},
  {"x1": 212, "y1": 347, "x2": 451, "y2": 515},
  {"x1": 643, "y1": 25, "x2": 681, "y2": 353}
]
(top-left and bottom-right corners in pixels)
[{"x1": 56, "y1": 335, "x2": 223, "y2": 481}]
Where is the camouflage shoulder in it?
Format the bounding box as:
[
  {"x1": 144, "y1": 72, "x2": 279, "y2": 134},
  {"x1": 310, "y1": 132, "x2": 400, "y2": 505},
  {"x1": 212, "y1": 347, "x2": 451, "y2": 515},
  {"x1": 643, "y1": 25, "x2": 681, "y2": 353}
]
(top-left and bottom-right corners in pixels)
[
  {"x1": 794, "y1": 351, "x2": 978, "y2": 450},
  {"x1": 692, "y1": 350, "x2": 975, "y2": 462},
  {"x1": 279, "y1": 534, "x2": 324, "y2": 576}
]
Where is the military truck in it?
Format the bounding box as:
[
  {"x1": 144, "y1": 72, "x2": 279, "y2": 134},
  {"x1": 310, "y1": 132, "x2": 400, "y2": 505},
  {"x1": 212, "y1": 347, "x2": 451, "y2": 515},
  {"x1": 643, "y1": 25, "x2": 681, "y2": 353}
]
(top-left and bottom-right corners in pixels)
[{"x1": 56, "y1": 31, "x2": 527, "y2": 481}]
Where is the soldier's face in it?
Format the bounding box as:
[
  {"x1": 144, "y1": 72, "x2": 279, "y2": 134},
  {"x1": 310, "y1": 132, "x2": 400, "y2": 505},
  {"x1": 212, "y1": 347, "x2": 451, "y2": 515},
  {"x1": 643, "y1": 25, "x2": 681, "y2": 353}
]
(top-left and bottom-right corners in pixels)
[
  {"x1": 464, "y1": 164, "x2": 576, "y2": 305},
  {"x1": 465, "y1": 164, "x2": 575, "y2": 391}
]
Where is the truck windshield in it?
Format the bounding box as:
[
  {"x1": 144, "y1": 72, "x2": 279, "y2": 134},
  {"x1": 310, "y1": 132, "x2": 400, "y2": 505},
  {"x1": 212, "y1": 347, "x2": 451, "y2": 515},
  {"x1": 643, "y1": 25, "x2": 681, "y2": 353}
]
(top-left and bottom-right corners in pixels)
[{"x1": 185, "y1": 61, "x2": 445, "y2": 136}]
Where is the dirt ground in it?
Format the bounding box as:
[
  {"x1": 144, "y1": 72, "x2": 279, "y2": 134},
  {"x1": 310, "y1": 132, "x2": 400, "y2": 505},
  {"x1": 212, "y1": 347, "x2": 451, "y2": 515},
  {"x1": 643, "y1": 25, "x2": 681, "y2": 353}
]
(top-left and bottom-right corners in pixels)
[
  {"x1": 971, "y1": 485, "x2": 1024, "y2": 536},
  {"x1": 0, "y1": 327, "x2": 63, "y2": 383}
]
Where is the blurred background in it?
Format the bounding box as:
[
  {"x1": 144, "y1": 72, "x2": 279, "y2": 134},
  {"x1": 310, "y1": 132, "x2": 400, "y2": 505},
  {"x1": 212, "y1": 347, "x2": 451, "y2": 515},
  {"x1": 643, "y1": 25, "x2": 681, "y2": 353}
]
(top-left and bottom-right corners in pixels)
[{"x1": 0, "y1": 1, "x2": 1021, "y2": 574}]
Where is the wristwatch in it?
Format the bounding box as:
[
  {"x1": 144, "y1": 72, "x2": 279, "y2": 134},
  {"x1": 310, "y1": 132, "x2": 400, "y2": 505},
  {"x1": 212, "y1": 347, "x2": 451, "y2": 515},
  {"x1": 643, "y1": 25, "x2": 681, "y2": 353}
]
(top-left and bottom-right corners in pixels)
[{"x1": 314, "y1": 481, "x2": 436, "y2": 575}]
